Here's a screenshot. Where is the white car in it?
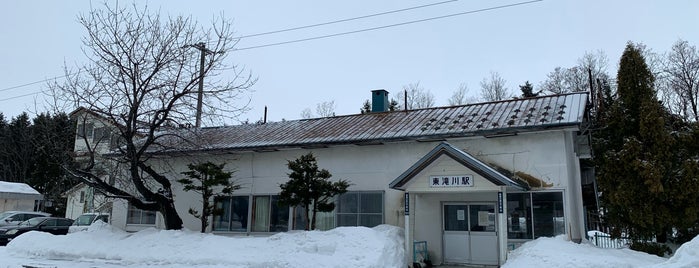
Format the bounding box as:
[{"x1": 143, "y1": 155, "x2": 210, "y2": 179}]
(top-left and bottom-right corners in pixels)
[
  {"x1": 68, "y1": 213, "x2": 110, "y2": 233},
  {"x1": 0, "y1": 211, "x2": 51, "y2": 227}
]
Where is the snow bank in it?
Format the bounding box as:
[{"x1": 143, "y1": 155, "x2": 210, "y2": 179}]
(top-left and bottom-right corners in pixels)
[
  {"x1": 649, "y1": 235, "x2": 699, "y2": 268},
  {"x1": 6, "y1": 221, "x2": 405, "y2": 268},
  {"x1": 503, "y1": 235, "x2": 666, "y2": 268}
]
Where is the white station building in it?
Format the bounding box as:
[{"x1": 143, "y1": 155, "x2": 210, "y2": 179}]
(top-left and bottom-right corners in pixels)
[{"x1": 69, "y1": 90, "x2": 593, "y2": 266}]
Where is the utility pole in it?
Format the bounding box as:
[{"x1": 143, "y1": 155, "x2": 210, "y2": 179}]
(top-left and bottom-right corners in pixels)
[
  {"x1": 193, "y1": 42, "x2": 207, "y2": 128},
  {"x1": 188, "y1": 42, "x2": 222, "y2": 128}
]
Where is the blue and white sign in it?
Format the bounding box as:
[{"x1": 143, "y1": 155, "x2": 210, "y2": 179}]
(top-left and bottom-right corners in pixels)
[
  {"x1": 404, "y1": 192, "x2": 409, "y2": 215},
  {"x1": 498, "y1": 192, "x2": 504, "y2": 213},
  {"x1": 429, "y1": 175, "x2": 474, "y2": 188}
]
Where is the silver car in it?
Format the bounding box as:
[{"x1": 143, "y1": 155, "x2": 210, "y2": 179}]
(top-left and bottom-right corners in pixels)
[{"x1": 0, "y1": 211, "x2": 51, "y2": 227}]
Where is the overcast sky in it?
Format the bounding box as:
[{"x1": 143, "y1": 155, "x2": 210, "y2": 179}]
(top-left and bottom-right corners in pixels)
[{"x1": 1, "y1": 0, "x2": 697, "y2": 123}]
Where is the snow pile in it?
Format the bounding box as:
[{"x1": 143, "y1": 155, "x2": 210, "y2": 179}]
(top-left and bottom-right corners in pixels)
[
  {"x1": 649, "y1": 235, "x2": 699, "y2": 268},
  {"x1": 5, "y1": 221, "x2": 405, "y2": 268},
  {"x1": 503, "y1": 235, "x2": 666, "y2": 268}
]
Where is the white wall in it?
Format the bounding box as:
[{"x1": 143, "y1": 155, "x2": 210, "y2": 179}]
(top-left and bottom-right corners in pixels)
[
  {"x1": 107, "y1": 128, "x2": 584, "y2": 238},
  {"x1": 1, "y1": 198, "x2": 35, "y2": 212}
]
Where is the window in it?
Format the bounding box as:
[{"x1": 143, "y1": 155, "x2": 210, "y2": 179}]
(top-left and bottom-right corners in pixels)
[
  {"x1": 127, "y1": 203, "x2": 156, "y2": 225},
  {"x1": 42, "y1": 219, "x2": 58, "y2": 227},
  {"x1": 110, "y1": 134, "x2": 123, "y2": 149},
  {"x1": 213, "y1": 196, "x2": 249, "y2": 232},
  {"x1": 293, "y1": 205, "x2": 335, "y2": 231},
  {"x1": 506, "y1": 191, "x2": 565, "y2": 239},
  {"x1": 58, "y1": 219, "x2": 74, "y2": 227},
  {"x1": 507, "y1": 193, "x2": 533, "y2": 239},
  {"x1": 336, "y1": 192, "x2": 384, "y2": 228},
  {"x1": 251, "y1": 195, "x2": 289, "y2": 232},
  {"x1": 532, "y1": 192, "x2": 565, "y2": 238},
  {"x1": 93, "y1": 127, "x2": 111, "y2": 144},
  {"x1": 77, "y1": 123, "x2": 94, "y2": 139}
]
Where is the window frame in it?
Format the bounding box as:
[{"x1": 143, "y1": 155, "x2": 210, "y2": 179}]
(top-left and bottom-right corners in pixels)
[
  {"x1": 250, "y1": 195, "x2": 289, "y2": 233},
  {"x1": 126, "y1": 203, "x2": 157, "y2": 225},
  {"x1": 335, "y1": 191, "x2": 385, "y2": 228},
  {"x1": 506, "y1": 190, "x2": 566, "y2": 241},
  {"x1": 213, "y1": 195, "x2": 251, "y2": 232}
]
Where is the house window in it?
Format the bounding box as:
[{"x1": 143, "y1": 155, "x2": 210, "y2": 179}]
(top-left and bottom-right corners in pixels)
[
  {"x1": 79, "y1": 191, "x2": 85, "y2": 203},
  {"x1": 336, "y1": 191, "x2": 384, "y2": 228},
  {"x1": 126, "y1": 203, "x2": 156, "y2": 225},
  {"x1": 507, "y1": 191, "x2": 565, "y2": 239},
  {"x1": 77, "y1": 123, "x2": 94, "y2": 139},
  {"x1": 251, "y1": 195, "x2": 289, "y2": 232},
  {"x1": 292, "y1": 205, "x2": 335, "y2": 231},
  {"x1": 93, "y1": 127, "x2": 110, "y2": 144},
  {"x1": 213, "y1": 196, "x2": 249, "y2": 232}
]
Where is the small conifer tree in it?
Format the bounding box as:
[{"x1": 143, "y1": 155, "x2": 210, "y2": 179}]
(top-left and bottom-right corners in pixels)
[
  {"x1": 178, "y1": 162, "x2": 239, "y2": 233},
  {"x1": 278, "y1": 153, "x2": 349, "y2": 230}
]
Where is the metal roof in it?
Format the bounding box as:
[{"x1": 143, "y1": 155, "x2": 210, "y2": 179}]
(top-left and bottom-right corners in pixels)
[
  {"x1": 389, "y1": 142, "x2": 529, "y2": 190},
  {"x1": 152, "y1": 92, "x2": 588, "y2": 154}
]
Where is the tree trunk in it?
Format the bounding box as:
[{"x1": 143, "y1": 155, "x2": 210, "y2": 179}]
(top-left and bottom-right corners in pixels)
[
  {"x1": 656, "y1": 229, "x2": 668, "y2": 243},
  {"x1": 201, "y1": 191, "x2": 210, "y2": 233},
  {"x1": 161, "y1": 199, "x2": 184, "y2": 230},
  {"x1": 304, "y1": 204, "x2": 311, "y2": 231},
  {"x1": 201, "y1": 201, "x2": 208, "y2": 233},
  {"x1": 311, "y1": 201, "x2": 318, "y2": 231}
]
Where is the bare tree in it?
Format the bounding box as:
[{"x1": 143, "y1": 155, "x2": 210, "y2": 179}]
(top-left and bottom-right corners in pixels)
[
  {"x1": 448, "y1": 83, "x2": 477, "y2": 105},
  {"x1": 539, "y1": 51, "x2": 611, "y2": 94},
  {"x1": 300, "y1": 100, "x2": 336, "y2": 118},
  {"x1": 395, "y1": 82, "x2": 435, "y2": 110},
  {"x1": 480, "y1": 71, "x2": 509, "y2": 101},
  {"x1": 300, "y1": 108, "x2": 313, "y2": 119},
  {"x1": 664, "y1": 39, "x2": 699, "y2": 121},
  {"x1": 51, "y1": 3, "x2": 254, "y2": 229},
  {"x1": 315, "y1": 100, "x2": 336, "y2": 117}
]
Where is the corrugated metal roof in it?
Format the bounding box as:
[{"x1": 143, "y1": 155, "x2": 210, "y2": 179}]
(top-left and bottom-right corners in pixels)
[{"x1": 154, "y1": 92, "x2": 588, "y2": 153}]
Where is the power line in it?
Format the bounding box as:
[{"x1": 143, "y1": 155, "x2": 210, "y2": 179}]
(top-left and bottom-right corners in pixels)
[
  {"x1": 236, "y1": 0, "x2": 460, "y2": 39},
  {"x1": 0, "y1": 75, "x2": 69, "y2": 93},
  {"x1": 0, "y1": 90, "x2": 47, "y2": 101},
  {"x1": 234, "y1": 0, "x2": 543, "y2": 51},
  {"x1": 0, "y1": 0, "x2": 542, "y2": 100}
]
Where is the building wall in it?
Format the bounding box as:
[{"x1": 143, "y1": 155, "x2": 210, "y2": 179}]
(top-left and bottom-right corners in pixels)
[
  {"x1": 1, "y1": 198, "x2": 36, "y2": 212},
  {"x1": 107, "y1": 128, "x2": 583, "y2": 237}
]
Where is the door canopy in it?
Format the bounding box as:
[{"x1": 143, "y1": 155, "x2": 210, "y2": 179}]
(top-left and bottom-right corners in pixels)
[{"x1": 389, "y1": 142, "x2": 529, "y2": 191}]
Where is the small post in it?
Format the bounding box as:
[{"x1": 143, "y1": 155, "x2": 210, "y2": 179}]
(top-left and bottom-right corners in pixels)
[{"x1": 263, "y1": 106, "x2": 268, "y2": 124}]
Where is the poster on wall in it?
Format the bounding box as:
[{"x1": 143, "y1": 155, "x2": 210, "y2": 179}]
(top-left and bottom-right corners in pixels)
[{"x1": 478, "y1": 211, "x2": 490, "y2": 226}]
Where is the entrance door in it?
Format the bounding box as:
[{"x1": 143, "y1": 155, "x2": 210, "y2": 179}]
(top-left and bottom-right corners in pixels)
[{"x1": 443, "y1": 203, "x2": 498, "y2": 265}]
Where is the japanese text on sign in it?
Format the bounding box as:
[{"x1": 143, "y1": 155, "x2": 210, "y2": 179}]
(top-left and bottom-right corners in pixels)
[{"x1": 428, "y1": 175, "x2": 474, "y2": 187}]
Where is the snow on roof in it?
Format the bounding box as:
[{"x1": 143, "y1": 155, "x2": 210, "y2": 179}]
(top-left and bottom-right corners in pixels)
[
  {"x1": 146, "y1": 92, "x2": 589, "y2": 154},
  {"x1": 0, "y1": 181, "x2": 43, "y2": 200}
]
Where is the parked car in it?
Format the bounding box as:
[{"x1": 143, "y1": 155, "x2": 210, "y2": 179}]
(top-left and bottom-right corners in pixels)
[
  {"x1": 68, "y1": 212, "x2": 109, "y2": 233},
  {"x1": 0, "y1": 211, "x2": 51, "y2": 227},
  {"x1": 0, "y1": 217, "x2": 73, "y2": 246}
]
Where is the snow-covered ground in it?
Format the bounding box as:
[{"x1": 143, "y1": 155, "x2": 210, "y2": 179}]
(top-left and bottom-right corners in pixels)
[
  {"x1": 503, "y1": 234, "x2": 699, "y2": 268},
  {"x1": 1, "y1": 222, "x2": 698, "y2": 268},
  {"x1": 0, "y1": 222, "x2": 406, "y2": 268}
]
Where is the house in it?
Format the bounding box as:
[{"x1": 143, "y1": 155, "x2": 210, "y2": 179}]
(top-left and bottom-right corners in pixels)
[
  {"x1": 73, "y1": 90, "x2": 593, "y2": 266},
  {"x1": 0, "y1": 181, "x2": 43, "y2": 212},
  {"x1": 63, "y1": 108, "x2": 123, "y2": 220}
]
